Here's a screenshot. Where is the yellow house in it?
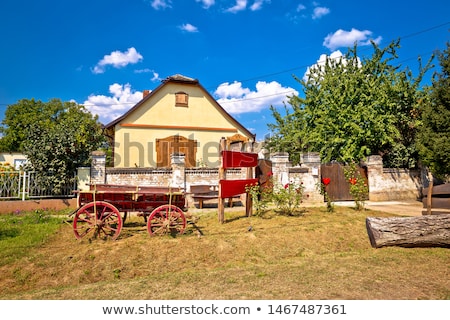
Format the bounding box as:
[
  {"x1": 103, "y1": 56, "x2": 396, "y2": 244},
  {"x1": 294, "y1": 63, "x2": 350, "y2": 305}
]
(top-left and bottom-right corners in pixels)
[{"x1": 104, "y1": 74, "x2": 255, "y2": 168}]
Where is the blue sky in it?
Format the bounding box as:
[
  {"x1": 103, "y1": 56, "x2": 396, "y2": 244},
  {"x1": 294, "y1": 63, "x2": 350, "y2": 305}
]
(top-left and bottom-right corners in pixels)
[{"x1": 0, "y1": 0, "x2": 449, "y2": 141}]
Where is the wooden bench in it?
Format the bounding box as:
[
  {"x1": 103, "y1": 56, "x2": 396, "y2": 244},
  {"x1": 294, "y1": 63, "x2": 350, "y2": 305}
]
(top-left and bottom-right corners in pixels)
[
  {"x1": 189, "y1": 185, "x2": 240, "y2": 209},
  {"x1": 189, "y1": 185, "x2": 218, "y2": 209},
  {"x1": 422, "y1": 183, "x2": 450, "y2": 215}
]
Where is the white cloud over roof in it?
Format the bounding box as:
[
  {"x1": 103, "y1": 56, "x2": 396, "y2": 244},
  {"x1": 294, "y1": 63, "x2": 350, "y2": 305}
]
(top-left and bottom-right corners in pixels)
[
  {"x1": 92, "y1": 47, "x2": 143, "y2": 74},
  {"x1": 83, "y1": 83, "x2": 143, "y2": 124},
  {"x1": 215, "y1": 80, "x2": 298, "y2": 114}
]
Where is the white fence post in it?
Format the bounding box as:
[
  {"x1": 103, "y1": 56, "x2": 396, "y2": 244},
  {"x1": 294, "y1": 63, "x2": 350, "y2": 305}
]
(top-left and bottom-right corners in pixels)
[{"x1": 22, "y1": 171, "x2": 27, "y2": 201}]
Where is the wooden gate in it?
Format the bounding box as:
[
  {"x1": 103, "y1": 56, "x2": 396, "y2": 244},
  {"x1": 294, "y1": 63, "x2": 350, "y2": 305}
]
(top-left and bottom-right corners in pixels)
[{"x1": 320, "y1": 162, "x2": 368, "y2": 201}]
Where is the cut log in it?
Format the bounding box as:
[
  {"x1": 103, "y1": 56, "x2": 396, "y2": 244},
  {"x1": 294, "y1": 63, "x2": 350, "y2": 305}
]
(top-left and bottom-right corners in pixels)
[{"x1": 366, "y1": 215, "x2": 450, "y2": 248}]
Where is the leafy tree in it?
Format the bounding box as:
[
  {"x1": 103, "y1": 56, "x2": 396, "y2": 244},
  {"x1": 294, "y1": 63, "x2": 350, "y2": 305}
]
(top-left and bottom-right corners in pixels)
[
  {"x1": 267, "y1": 40, "x2": 432, "y2": 167},
  {"x1": 417, "y1": 42, "x2": 450, "y2": 179},
  {"x1": 0, "y1": 98, "x2": 62, "y2": 152},
  {"x1": 1, "y1": 99, "x2": 105, "y2": 193}
]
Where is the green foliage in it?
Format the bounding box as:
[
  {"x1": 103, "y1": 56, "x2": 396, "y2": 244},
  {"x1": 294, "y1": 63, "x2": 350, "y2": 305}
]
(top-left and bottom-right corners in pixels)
[
  {"x1": 343, "y1": 163, "x2": 369, "y2": 211},
  {"x1": 271, "y1": 181, "x2": 306, "y2": 215},
  {"x1": 267, "y1": 40, "x2": 432, "y2": 167},
  {"x1": 417, "y1": 42, "x2": 450, "y2": 178},
  {"x1": 245, "y1": 182, "x2": 271, "y2": 216},
  {"x1": 0, "y1": 99, "x2": 106, "y2": 193},
  {"x1": 247, "y1": 175, "x2": 306, "y2": 216},
  {"x1": 317, "y1": 177, "x2": 334, "y2": 212}
]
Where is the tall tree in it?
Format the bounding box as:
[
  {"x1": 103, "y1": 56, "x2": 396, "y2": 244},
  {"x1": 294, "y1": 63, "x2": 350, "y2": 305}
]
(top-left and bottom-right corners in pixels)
[
  {"x1": 417, "y1": 42, "x2": 450, "y2": 179},
  {"x1": 267, "y1": 40, "x2": 432, "y2": 166},
  {"x1": 0, "y1": 99, "x2": 105, "y2": 193}
]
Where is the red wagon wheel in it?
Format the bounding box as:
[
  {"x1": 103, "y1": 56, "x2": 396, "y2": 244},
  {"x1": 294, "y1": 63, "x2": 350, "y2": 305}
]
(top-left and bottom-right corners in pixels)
[
  {"x1": 147, "y1": 204, "x2": 186, "y2": 236},
  {"x1": 73, "y1": 201, "x2": 123, "y2": 240}
]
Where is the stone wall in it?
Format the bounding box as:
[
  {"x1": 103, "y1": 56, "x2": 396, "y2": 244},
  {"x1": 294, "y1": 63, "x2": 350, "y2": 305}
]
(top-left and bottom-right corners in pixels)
[
  {"x1": 365, "y1": 155, "x2": 422, "y2": 201},
  {"x1": 80, "y1": 151, "x2": 425, "y2": 207}
]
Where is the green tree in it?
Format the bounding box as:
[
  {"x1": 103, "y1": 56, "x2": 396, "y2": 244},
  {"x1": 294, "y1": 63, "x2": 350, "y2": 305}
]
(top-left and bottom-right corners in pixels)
[
  {"x1": 417, "y1": 42, "x2": 450, "y2": 179},
  {"x1": 1, "y1": 99, "x2": 105, "y2": 193},
  {"x1": 267, "y1": 40, "x2": 432, "y2": 167},
  {"x1": 0, "y1": 98, "x2": 62, "y2": 152}
]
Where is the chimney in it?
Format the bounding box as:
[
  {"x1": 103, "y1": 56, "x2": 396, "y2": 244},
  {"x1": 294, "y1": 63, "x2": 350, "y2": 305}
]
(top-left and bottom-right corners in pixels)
[{"x1": 143, "y1": 90, "x2": 150, "y2": 99}]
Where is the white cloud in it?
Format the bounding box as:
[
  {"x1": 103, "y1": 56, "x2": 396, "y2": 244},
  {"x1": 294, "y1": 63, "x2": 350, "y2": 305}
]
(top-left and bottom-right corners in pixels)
[
  {"x1": 180, "y1": 23, "x2": 199, "y2": 32},
  {"x1": 303, "y1": 50, "x2": 362, "y2": 82},
  {"x1": 150, "y1": 71, "x2": 161, "y2": 82},
  {"x1": 92, "y1": 47, "x2": 143, "y2": 74},
  {"x1": 323, "y1": 28, "x2": 382, "y2": 50},
  {"x1": 195, "y1": 0, "x2": 215, "y2": 9},
  {"x1": 83, "y1": 83, "x2": 143, "y2": 124},
  {"x1": 296, "y1": 4, "x2": 306, "y2": 12},
  {"x1": 312, "y1": 6, "x2": 330, "y2": 19},
  {"x1": 225, "y1": 0, "x2": 247, "y2": 13},
  {"x1": 250, "y1": 0, "x2": 269, "y2": 11},
  {"x1": 214, "y1": 81, "x2": 298, "y2": 114},
  {"x1": 150, "y1": 0, "x2": 172, "y2": 10},
  {"x1": 133, "y1": 69, "x2": 161, "y2": 82}
]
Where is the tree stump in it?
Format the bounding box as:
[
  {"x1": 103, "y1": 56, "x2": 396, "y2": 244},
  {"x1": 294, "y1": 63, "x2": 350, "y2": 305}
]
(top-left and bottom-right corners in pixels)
[{"x1": 366, "y1": 215, "x2": 450, "y2": 248}]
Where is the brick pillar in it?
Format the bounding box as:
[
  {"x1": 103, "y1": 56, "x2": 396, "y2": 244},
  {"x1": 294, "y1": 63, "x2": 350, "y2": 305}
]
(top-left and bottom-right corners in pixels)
[
  {"x1": 365, "y1": 155, "x2": 383, "y2": 201},
  {"x1": 90, "y1": 151, "x2": 106, "y2": 185},
  {"x1": 270, "y1": 152, "x2": 291, "y2": 188},
  {"x1": 170, "y1": 153, "x2": 186, "y2": 189},
  {"x1": 300, "y1": 152, "x2": 322, "y2": 203}
]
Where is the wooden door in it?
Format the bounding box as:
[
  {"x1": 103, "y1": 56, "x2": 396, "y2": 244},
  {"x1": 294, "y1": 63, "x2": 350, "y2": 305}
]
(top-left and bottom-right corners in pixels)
[
  {"x1": 156, "y1": 135, "x2": 197, "y2": 168},
  {"x1": 321, "y1": 162, "x2": 368, "y2": 201}
]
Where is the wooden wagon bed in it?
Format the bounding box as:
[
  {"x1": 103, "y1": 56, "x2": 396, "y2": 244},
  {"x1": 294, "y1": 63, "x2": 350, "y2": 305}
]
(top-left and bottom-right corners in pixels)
[{"x1": 72, "y1": 184, "x2": 188, "y2": 240}]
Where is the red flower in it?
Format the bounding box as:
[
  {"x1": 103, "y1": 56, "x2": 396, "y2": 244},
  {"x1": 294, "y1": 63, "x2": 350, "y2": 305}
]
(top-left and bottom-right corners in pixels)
[
  {"x1": 349, "y1": 178, "x2": 357, "y2": 185},
  {"x1": 284, "y1": 183, "x2": 289, "y2": 189},
  {"x1": 267, "y1": 172, "x2": 273, "y2": 177},
  {"x1": 322, "y1": 177, "x2": 331, "y2": 186}
]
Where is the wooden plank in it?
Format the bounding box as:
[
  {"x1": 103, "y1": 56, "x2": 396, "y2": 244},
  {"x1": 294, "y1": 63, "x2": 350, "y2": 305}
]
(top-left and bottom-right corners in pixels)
[
  {"x1": 219, "y1": 179, "x2": 258, "y2": 198},
  {"x1": 221, "y1": 150, "x2": 258, "y2": 169},
  {"x1": 422, "y1": 209, "x2": 450, "y2": 215},
  {"x1": 422, "y1": 183, "x2": 450, "y2": 196},
  {"x1": 422, "y1": 197, "x2": 450, "y2": 209}
]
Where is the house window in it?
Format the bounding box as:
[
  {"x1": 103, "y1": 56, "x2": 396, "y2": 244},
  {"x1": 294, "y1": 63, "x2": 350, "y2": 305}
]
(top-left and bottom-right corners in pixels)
[{"x1": 175, "y1": 92, "x2": 189, "y2": 107}]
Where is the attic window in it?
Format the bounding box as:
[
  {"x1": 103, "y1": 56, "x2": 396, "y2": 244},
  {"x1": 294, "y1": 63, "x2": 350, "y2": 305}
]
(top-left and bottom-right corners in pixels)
[{"x1": 175, "y1": 92, "x2": 189, "y2": 107}]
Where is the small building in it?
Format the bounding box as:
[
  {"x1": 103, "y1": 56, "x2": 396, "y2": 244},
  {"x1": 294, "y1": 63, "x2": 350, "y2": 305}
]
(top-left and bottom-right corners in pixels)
[
  {"x1": 104, "y1": 74, "x2": 255, "y2": 168},
  {"x1": 0, "y1": 152, "x2": 27, "y2": 169}
]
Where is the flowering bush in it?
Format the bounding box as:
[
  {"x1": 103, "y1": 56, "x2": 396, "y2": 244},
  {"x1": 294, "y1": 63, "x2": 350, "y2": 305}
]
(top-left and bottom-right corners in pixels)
[
  {"x1": 271, "y1": 180, "x2": 306, "y2": 216},
  {"x1": 317, "y1": 177, "x2": 334, "y2": 212},
  {"x1": 246, "y1": 172, "x2": 307, "y2": 216},
  {"x1": 344, "y1": 162, "x2": 369, "y2": 211},
  {"x1": 245, "y1": 181, "x2": 270, "y2": 216}
]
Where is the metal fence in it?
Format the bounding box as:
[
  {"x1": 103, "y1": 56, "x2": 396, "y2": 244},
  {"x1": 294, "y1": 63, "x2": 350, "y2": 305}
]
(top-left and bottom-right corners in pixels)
[{"x1": 0, "y1": 171, "x2": 76, "y2": 200}]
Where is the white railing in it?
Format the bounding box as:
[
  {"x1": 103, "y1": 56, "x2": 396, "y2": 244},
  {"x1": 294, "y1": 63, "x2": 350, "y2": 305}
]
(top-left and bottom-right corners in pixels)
[{"x1": 0, "y1": 171, "x2": 76, "y2": 200}]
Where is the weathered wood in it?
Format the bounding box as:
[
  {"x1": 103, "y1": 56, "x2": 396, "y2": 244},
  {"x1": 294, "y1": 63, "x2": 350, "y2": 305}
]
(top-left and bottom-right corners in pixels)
[
  {"x1": 423, "y1": 183, "x2": 450, "y2": 196},
  {"x1": 366, "y1": 215, "x2": 450, "y2": 248},
  {"x1": 426, "y1": 172, "x2": 434, "y2": 215}
]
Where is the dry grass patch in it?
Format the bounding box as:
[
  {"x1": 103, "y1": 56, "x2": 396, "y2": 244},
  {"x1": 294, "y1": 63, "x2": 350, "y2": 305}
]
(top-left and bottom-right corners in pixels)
[{"x1": 0, "y1": 206, "x2": 449, "y2": 300}]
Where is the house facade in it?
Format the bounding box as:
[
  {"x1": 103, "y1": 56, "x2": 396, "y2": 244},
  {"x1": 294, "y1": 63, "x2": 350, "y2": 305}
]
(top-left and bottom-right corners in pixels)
[{"x1": 104, "y1": 74, "x2": 255, "y2": 168}]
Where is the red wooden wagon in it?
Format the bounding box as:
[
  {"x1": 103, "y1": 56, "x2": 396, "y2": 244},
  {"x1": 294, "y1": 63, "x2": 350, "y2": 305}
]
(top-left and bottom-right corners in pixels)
[{"x1": 72, "y1": 184, "x2": 187, "y2": 240}]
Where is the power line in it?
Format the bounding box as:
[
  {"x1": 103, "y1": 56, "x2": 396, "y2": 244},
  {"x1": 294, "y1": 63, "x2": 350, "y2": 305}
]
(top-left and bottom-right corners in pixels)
[{"x1": 0, "y1": 21, "x2": 449, "y2": 108}]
